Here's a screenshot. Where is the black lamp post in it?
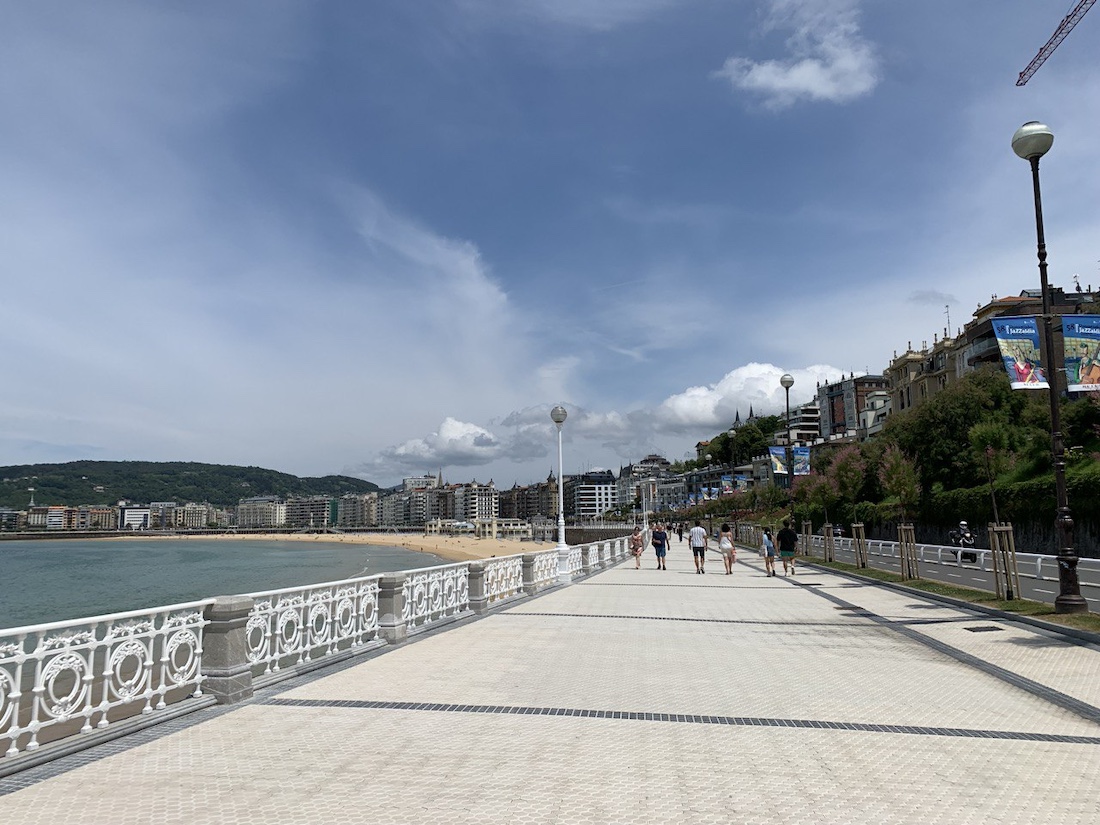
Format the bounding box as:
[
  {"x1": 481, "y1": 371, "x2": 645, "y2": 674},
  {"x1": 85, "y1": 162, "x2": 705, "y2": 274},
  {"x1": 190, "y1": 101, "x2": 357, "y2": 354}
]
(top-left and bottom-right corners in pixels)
[
  {"x1": 780, "y1": 373, "x2": 795, "y2": 525},
  {"x1": 1011, "y1": 121, "x2": 1087, "y2": 614}
]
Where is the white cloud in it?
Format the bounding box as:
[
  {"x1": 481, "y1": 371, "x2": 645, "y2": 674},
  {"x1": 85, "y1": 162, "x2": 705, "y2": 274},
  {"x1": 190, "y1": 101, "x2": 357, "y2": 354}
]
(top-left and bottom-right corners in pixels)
[
  {"x1": 714, "y1": 0, "x2": 880, "y2": 108},
  {"x1": 655, "y1": 363, "x2": 839, "y2": 432}
]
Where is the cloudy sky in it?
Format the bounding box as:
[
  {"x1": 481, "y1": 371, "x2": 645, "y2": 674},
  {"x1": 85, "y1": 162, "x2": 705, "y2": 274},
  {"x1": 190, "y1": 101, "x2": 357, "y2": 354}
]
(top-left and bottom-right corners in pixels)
[{"x1": 2, "y1": 2, "x2": 1098, "y2": 488}]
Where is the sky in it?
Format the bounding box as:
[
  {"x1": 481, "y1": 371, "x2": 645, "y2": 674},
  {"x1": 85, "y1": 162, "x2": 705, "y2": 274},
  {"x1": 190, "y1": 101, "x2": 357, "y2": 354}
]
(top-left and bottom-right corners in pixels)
[{"x1": 2, "y1": 2, "x2": 1099, "y2": 490}]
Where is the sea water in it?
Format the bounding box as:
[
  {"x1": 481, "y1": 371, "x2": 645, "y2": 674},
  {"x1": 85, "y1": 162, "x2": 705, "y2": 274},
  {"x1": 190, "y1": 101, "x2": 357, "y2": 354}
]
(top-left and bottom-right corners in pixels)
[{"x1": 0, "y1": 538, "x2": 447, "y2": 629}]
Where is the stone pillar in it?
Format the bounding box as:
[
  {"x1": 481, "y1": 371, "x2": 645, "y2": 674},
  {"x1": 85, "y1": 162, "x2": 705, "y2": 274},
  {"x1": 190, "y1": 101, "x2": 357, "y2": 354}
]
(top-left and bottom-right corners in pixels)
[
  {"x1": 468, "y1": 561, "x2": 489, "y2": 615},
  {"x1": 582, "y1": 544, "x2": 596, "y2": 574},
  {"x1": 557, "y1": 545, "x2": 572, "y2": 585},
  {"x1": 522, "y1": 553, "x2": 538, "y2": 595},
  {"x1": 201, "y1": 595, "x2": 255, "y2": 705},
  {"x1": 378, "y1": 573, "x2": 408, "y2": 645}
]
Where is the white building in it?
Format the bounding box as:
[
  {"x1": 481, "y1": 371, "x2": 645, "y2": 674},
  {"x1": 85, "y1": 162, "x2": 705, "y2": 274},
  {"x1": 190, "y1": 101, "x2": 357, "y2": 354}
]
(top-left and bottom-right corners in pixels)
[
  {"x1": 453, "y1": 482, "x2": 498, "y2": 522},
  {"x1": 337, "y1": 492, "x2": 379, "y2": 527},
  {"x1": 236, "y1": 496, "x2": 286, "y2": 529}
]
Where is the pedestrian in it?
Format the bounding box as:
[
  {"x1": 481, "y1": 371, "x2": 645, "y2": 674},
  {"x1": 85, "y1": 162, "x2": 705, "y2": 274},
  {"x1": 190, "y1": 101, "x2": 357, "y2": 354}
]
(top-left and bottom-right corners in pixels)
[
  {"x1": 676, "y1": 522, "x2": 684, "y2": 542},
  {"x1": 762, "y1": 527, "x2": 777, "y2": 577},
  {"x1": 629, "y1": 526, "x2": 645, "y2": 569},
  {"x1": 689, "y1": 520, "x2": 708, "y2": 574},
  {"x1": 718, "y1": 523, "x2": 736, "y2": 574},
  {"x1": 651, "y1": 522, "x2": 669, "y2": 570},
  {"x1": 776, "y1": 518, "x2": 799, "y2": 575}
]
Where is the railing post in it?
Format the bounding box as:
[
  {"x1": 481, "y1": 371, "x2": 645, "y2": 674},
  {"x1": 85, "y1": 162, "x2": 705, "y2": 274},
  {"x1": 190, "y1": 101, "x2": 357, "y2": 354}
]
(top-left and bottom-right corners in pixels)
[
  {"x1": 378, "y1": 573, "x2": 408, "y2": 645},
  {"x1": 582, "y1": 544, "x2": 596, "y2": 574},
  {"x1": 522, "y1": 553, "x2": 538, "y2": 595},
  {"x1": 201, "y1": 595, "x2": 255, "y2": 705},
  {"x1": 558, "y1": 545, "x2": 572, "y2": 585},
  {"x1": 468, "y1": 561, "x2": 489, "y2": 615}
]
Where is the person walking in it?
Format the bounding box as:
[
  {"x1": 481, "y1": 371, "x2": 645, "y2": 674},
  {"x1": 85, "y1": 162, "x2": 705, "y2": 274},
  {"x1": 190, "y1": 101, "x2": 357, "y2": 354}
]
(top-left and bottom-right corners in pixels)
[
  {"x1": 718, "y1": 523, "x2": 736, "y2": 574},
  {"x1": 629, "y1": 526, "x2": 645, "y2": 569},
  {"x1": 689, "y1": 520, "x2": 708, "y2": 574},
  {"x1": 676, "y1": 522, "x2": 684, "y2": 543},
  {"x1": 762, "y1": 527, "x2": 777, "y2": 577},
  {"x1": 776, "y1": 518, "x2": 799, "y2": 575},
  {"x1": 651, "y1": 522, "x2": 669, "y2": 570}
]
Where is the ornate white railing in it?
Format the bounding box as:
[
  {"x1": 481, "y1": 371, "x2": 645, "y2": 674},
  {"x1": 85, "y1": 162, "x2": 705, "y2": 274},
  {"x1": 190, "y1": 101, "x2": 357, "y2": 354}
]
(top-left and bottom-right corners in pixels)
[
  {"x1": 483, "y1": 555, "x2": 524, "y2": 604},
  {"x1": 402, "y1": 563, "x2": 470, "y2": 630},
  {"x1": 0, "y1": 535, "x2": 632, "y2": 765},
  {"x1": 532, "y1": 550, "x2": 559, "y2": 588},
  {"x1": 246, "y1": 575, "x2": 382, "y2": 677},
  {"x1": 0, "y1": 600, "x2": 212, "y2": 758}
]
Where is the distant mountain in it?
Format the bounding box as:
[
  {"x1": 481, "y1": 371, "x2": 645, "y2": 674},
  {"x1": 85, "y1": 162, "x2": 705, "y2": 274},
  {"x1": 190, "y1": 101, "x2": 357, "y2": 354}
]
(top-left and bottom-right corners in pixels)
[{"x1": 0, "y1": 461, "x2": 379, "y2": 509}]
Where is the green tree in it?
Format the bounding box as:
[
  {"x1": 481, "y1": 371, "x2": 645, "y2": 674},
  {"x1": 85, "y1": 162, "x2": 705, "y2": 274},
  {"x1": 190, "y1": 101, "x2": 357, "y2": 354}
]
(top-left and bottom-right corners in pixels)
[{"x1": 879, "y1": 445, "x2": 921, "y2": 521}]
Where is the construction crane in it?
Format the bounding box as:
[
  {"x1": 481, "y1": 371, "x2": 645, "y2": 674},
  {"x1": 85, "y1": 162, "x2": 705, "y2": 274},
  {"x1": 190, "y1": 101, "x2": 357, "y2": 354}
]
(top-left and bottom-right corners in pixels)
[{"x1": 1017, "y1": 0, "x2": 1096, "y2": 85}]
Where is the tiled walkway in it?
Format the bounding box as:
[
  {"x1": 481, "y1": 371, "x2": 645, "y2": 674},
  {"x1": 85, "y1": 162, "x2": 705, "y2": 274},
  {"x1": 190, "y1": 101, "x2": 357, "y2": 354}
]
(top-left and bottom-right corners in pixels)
[{"x1": 3, "y1": 542, "x2": 1100, "y2": 824}]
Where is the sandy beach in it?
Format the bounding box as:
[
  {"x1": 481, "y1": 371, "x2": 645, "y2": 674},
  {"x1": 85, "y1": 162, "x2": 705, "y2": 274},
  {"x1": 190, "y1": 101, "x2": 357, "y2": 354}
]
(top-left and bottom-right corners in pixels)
[{"x1": 142, "y1": 531, "x2": 551, "y2": 563}]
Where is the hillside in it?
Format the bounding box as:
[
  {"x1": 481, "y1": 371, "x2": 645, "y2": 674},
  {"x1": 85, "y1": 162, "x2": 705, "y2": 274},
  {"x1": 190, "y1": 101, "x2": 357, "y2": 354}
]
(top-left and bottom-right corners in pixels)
[{"x1": 0, "y1": 461, "x2": 380, "y2": 510}]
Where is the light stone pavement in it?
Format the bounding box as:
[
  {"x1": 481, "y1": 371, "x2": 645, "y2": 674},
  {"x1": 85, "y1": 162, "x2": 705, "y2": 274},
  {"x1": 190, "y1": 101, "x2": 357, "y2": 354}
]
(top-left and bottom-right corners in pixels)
[{"x1": 3, "y1": 539, "x2": 1100, "y2": 824}]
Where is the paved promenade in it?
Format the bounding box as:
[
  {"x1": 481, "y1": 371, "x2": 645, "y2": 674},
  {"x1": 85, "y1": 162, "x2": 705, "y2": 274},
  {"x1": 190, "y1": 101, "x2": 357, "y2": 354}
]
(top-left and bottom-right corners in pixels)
[{"x1": 3, "y1": 541, "x2": 1100, "y2": 823}]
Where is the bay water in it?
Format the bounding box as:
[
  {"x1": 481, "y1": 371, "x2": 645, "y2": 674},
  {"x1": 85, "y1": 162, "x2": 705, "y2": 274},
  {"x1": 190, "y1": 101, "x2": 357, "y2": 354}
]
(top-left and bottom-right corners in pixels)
[{"x1": 0, "y1": 538, "x2": 447, "y2": 629}]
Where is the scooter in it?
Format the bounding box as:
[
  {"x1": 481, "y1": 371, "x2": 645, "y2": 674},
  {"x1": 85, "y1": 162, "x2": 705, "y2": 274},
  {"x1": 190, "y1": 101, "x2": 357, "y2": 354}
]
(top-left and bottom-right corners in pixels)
[{"x1": 948, "y1": 523, "x2": 977, "y2": 564}]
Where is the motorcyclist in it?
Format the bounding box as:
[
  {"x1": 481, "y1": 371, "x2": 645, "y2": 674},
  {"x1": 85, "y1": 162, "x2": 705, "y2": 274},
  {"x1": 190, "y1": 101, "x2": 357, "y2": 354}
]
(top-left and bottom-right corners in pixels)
[{"x1": 950, "y1": 521, "x2": 975, "y2": 547}]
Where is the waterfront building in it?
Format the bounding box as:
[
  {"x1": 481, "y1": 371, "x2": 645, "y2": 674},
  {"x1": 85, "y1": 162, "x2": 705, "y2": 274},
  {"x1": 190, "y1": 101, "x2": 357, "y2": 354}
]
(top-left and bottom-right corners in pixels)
[
  {"x1": 26, "y1": 506, "x2": 48, "y2": 529},
  {"x1": 403, "y1": 474, "x2": 440, "y2": 492},
  {"x1": 859, "y1": 391, "x2": 892, "y2": 439},
  {"x1": 285, "y1": 496, "x2": 336, "y2": 529},
  {"x1": 337, "y1": 492, "x2": 379, "y2": 528},
  {"x1": 118, "y1": 506, "x2": 152, "y2": 531},
  {"x1": 236, "y1": 496, "x2": 286, "y2": 529},
  {"x1": 563, "y1": 470, "x2": 616, "y2": 519},
  {"x1": 453, "y1": 481, "x2": 499, "y2": 523}
]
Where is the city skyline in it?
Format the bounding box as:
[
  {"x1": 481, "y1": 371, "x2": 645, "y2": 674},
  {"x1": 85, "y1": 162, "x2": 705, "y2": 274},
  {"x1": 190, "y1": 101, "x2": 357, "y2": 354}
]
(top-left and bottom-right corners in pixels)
[{"x1": 2, "y1": 3, "x2": 1098, "y2": 487}]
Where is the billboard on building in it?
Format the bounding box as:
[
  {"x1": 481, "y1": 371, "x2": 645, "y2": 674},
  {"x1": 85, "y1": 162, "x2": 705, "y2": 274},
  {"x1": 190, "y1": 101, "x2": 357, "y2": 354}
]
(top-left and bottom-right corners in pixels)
[
  {"x1": 991, "y1": 316, "x2": 1048, "y2": 389},
  {"x1": 1063, "y1": 315, "x2": 1100, "y2": 392}
]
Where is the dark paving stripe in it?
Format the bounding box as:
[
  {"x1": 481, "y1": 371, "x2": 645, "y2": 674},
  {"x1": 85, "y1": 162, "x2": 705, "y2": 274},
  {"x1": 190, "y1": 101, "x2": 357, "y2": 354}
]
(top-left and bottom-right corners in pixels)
[
  {"x1": 262, "y1": 697, "x2": 1100, "y2": 745},
  {"x1": 789, "y1": 579, "x2": 1100, "y2": 727},
  {"x1": 503, "y1": 611, "x2": 883, "y2": 628}
]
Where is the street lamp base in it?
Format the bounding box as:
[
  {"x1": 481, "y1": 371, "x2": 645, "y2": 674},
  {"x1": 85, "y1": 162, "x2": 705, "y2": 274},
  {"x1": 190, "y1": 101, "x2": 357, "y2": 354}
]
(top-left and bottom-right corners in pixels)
[{"x1": 1054, "y1": 594, "x2": 1090, "y2": 614}]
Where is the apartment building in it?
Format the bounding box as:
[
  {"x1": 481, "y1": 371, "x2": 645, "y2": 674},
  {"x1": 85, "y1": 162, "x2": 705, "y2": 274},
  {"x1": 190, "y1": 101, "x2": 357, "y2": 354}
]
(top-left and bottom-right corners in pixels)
[
  {"x1": 563, "y1": 470, "x2": 616, "y2": 518},
  {"x1": 816, "y1": 373, "x2": 889, "y2": 437},
  {"x1": 337, "y1": 492, "x2": 379, "y2": 528},
  {"x1": 285, "y1": 496, "x2": 336, "y2": 529},
  {"x1": 236, "y1": 496, "x2": 287, "y2": 529},
  {"x1": 453, "y1": 481, "x2": 499, "y2": 522}
]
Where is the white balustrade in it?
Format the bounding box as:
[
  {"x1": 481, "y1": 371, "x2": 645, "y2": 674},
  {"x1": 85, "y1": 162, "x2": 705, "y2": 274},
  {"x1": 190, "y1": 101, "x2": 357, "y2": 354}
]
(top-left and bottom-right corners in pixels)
[
  {"x1": 245, "y1": 576, "x2": 381, "y2": 676},
  {"x1": 0, "y1": 600, "x2": 212, "y2": 758},
  {"x1": 401, "y1": 563, "x2": 470, "y2": 630},
  {"x1": 483, "y1": 555, "x2": 524, "y2": 604},
  {"x1": 531, "y1": 550, "x2": 559, "y2": 588}
]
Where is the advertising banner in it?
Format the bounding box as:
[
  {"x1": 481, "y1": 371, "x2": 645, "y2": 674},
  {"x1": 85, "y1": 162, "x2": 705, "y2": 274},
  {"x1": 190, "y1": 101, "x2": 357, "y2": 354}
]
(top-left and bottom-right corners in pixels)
[
  {"x1": 792, "y1": 446, "x2": 811, "y2": 476},
  {"x1": 734, "y1": 474, "x2": 750, "y2": 492},
  {"x1": 1062, "y1": 315, "x2": 1100, "y2": 392},
  {"x1": 720, "y1": 475, "x2": 733, "y2": 495},
  {"x1": 991, "y1": 316, "x2": 1048, "y2": 389},
  {"x1": 769, "y1": 446, "x2": 787, "y2": 474}
]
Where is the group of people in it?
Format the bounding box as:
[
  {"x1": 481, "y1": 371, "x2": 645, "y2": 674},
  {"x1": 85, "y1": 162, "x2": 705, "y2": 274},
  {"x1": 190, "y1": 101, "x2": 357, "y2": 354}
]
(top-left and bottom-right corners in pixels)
[{"x1": 629, "y1": 518, "x2": 800, "y2": 576}]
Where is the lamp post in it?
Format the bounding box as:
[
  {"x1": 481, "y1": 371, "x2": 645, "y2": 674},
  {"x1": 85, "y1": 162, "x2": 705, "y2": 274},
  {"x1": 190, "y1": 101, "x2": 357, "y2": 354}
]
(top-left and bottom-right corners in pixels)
[
  {"x1": 550, "y1": 405, "x2": 571, "y2": 582},
  {"x1": 780, "y1": 373, "x2": 795, "y2": 526},
  {"x1": 1011, "y1": 121, "x2": 1086, "y2": 614}
]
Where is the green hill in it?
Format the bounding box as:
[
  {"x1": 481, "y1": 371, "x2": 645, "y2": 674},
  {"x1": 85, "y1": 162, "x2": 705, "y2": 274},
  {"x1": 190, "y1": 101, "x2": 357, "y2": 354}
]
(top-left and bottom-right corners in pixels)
[{"x1": 0, "y1": 461, "x2": 380, "y2": 510}]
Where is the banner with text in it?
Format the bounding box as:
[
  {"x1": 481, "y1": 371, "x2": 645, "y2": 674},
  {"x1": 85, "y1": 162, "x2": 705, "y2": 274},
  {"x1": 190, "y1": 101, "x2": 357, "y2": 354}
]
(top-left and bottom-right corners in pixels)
[
  {"x1": 992, "y1": 316, "x2": 1048, "y2": 389},
  {"x1": 769, "y1": 447, "x2": 787, "y2": 475},
  {"x1": 1063, "y1": 315, "x2": 1100, "y2": 392}
]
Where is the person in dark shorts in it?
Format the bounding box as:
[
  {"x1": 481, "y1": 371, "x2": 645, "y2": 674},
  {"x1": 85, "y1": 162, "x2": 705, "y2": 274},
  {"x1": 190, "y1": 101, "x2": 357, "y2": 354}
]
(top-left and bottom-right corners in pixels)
[
  {"x1": 776, "y1": 518, "x2": 799, "y2": 575},
  {"x1": 651, "y1": 522, "x2": 669, "y2": 570},
  {"x1": 689, "y1": 520, "x2": 708, "y2": 574}
]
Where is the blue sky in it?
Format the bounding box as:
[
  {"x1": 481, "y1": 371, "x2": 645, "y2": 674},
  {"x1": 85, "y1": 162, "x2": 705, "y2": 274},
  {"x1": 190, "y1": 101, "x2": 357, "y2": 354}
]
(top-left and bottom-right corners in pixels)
[{"x1": 2, "y1": 1, "x2": 1099, "y2": 489}]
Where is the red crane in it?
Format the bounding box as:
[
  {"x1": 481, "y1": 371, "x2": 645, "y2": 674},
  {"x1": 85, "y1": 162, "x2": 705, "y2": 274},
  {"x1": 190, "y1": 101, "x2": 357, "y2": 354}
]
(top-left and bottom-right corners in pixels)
[{"x1": 1017, "y1": 0, "x2": 1096, "y2": 86}]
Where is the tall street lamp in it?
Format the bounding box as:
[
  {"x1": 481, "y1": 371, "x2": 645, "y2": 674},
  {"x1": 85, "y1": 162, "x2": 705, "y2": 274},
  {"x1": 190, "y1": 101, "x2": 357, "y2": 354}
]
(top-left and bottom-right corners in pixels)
[
  {"x1": 1011, "y1": 121, "x2": 1087, "y2": 614},
  {"x1": 550, "y1": 405, "x2": 571, "y2": 582},
  {"x1": 780, "y1": 373, "x2": 795, "y2": 526}
]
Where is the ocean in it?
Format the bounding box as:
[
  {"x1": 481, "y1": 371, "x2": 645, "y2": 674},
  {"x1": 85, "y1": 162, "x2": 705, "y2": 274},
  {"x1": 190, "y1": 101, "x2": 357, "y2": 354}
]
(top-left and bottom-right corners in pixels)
[{"x1": 0, "y1": 538, "x2": 448, "y2": 630}]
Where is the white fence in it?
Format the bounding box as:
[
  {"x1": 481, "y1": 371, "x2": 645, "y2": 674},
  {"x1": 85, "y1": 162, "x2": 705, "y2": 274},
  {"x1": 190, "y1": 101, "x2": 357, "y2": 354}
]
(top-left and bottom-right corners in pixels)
[
  {"x1": 1, "y1": 537, "x2": 630, "y2": 765},
  {"x1": 805, "y1": 534, "x2": 1100, "y2": 610}
]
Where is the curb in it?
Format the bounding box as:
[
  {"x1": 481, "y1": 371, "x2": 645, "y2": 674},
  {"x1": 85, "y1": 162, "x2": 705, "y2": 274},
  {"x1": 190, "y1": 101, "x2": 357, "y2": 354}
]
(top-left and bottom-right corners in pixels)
[{"x1": 799, "y1": 560, "x2": 1100, "y2": 647}]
